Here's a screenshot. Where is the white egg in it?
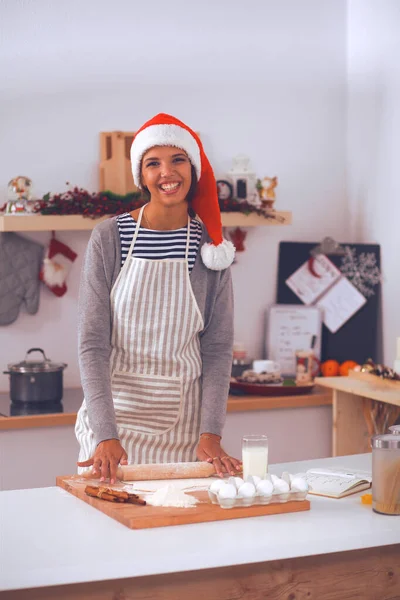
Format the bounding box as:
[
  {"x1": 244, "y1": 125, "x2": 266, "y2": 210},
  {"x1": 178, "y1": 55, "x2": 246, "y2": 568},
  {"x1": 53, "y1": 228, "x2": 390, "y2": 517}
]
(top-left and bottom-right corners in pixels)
[
  {"x1": 272, "y1": 478, "x2": 290, "y2": 493},
  {"x1": 237, "y1": 482, "x2": 256, "y2": 498},
  {"x1": 256, "y1": 480, "x2": 274, "y2": 497},
  {"x1": 290, "y1": 477, "x2": 309, "y2": 493},
  {"x1": 229, "y1": 476, "x2": 244, "y2": 490},
  {"x1": 218, "y1": 483, "x2": 237, "y2": 499},
  {"x1": 209, "y1": 479, "x2": 226, "y2": 494},
  {"x1": 290, "y1": 473, "x2": 307, "y2": 486},
  {"x1": 245, "y1": 475, "x2": 258, "y2": 486}
]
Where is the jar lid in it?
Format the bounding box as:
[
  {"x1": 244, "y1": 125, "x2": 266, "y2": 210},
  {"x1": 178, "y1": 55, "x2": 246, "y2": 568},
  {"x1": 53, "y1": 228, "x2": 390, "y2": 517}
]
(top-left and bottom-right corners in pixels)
[
  {"x1": 7, "y1": 348, "x2": 67, "y2": 373},
  {"x1": 389, "y1": 425, "x2": 400, "y2": 434},
  {"x1": 372, "y1": 433, "x2": 400, "y2": 449}
]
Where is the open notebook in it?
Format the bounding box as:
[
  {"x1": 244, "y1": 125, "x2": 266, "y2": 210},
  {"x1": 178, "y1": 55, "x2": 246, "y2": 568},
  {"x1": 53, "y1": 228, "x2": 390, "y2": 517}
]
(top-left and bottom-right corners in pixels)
[{"x1": 304, "y1": 467, "x2": 372, "y2": 499}]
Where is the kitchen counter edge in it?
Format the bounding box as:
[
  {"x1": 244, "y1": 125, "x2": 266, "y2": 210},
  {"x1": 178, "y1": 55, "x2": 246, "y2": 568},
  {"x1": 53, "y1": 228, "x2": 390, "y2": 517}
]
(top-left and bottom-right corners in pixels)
[{"x1": 0, "y1": 387, "x2": 332, "y2": 430}]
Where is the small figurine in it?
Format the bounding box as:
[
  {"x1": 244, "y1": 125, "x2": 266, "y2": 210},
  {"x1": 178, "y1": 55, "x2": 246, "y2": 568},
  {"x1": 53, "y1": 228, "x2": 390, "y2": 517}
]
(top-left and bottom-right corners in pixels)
[
  {"x1": 259, "y1": 176, "x2": 278, "y2": 210},
  {"x1": 8, "y1": 176, "x2": 32, "y2": 201},
  {"x1": 247, "y1": 188, "x2": 262, "y2": 208},
  {"x1": 294, "y1": 360, "x2": 308, "y2": 384},
  {"x1": 229, "y1": 227, "x2": 247, "y2": 252},
  {"x1": 6, "y1": 176, "x2": 34, "y2": 213}
]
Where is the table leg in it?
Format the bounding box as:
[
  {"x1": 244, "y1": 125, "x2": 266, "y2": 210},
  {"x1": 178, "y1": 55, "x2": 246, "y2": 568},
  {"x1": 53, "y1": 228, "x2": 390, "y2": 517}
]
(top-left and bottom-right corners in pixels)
[{"x1": 332, "y1": 390, "x2": 372, "y2": 456}]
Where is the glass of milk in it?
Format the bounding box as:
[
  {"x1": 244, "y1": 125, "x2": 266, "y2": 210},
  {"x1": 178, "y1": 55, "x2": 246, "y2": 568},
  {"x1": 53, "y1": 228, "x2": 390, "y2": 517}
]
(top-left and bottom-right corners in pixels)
[{"x1": 242, "y1": 435, "x2": 269, "y2": 480}]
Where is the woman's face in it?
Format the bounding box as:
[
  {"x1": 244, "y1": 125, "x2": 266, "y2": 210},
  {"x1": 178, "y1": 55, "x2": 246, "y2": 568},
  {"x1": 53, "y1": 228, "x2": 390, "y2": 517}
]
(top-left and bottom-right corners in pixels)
[{"x1": 140, "y1": 146, "x2": 192, "y2": 208}]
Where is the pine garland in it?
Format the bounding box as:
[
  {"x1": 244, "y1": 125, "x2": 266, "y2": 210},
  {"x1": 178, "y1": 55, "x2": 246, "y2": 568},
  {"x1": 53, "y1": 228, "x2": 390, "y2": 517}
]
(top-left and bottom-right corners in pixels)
[
  {"x1": 34, "y1": 188, "x2": 146, "y2": 217},
  {"x1": 218, "y1": 198, "x2": 286, "y2": 222},
  {"x1": 33, "y1": 186, "x2": 282, "y2": 221}
]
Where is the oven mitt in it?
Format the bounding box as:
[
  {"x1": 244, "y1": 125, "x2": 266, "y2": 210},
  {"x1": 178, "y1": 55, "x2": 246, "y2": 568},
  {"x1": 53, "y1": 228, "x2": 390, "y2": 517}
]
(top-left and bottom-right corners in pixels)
[{"x1": 0, "y1": 232, "x2": 44, "y2": 325}]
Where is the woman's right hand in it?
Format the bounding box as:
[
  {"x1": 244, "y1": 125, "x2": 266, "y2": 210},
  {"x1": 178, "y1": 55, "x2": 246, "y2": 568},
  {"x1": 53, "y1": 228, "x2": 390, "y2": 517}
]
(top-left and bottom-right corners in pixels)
[{"x1": 77, "y1": 439, "x2": 128, "y2": 484}]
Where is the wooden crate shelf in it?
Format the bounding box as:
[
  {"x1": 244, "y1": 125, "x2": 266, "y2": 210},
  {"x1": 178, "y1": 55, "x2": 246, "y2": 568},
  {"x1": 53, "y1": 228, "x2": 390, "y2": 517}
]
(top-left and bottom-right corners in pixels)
[{"x1": 0, "y1": 211, "x2": 292, "y2": 232}]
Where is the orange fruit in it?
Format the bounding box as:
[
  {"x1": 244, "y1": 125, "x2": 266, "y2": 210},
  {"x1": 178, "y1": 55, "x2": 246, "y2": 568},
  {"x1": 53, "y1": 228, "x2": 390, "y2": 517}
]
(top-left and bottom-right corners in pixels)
[
  {"x1": 320, "y1": 359, "x2": 340, "y2": 377},
  {"x1": 339, "y1": 360, "x2": 359, "y2": 376}
]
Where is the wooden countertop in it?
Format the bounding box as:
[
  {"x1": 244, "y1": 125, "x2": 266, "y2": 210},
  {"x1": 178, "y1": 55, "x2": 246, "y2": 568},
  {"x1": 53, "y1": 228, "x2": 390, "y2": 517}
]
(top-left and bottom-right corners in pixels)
[
  {"x1": 315, "y1": 374, "x2": 400, "y2": 406},
  {"x1": 0, "y1": 386, "x2": 332, "y2": 431},
  {"x1": 227, "y1": 386, "x2": 332, "y2": 412}
]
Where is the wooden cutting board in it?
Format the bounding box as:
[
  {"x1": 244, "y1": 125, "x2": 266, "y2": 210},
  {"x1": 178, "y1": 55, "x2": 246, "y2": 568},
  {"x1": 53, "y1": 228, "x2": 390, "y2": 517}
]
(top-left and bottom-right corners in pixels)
[{"x1": 57, "y1": 476, "x2": 310, "y2": 530}]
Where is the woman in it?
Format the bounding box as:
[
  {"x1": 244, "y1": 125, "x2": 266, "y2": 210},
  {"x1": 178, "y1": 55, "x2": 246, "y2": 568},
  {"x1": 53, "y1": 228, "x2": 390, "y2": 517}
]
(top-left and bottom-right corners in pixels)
[{"x1": 75, "y1": 113, "x2": 240, "y2": 484}]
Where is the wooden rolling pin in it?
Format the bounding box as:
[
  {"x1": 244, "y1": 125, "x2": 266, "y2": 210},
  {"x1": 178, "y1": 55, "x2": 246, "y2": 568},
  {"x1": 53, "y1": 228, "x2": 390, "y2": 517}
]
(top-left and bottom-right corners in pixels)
[{"x1": 82, "y1": 461, "x2": 216, "y2": 481}]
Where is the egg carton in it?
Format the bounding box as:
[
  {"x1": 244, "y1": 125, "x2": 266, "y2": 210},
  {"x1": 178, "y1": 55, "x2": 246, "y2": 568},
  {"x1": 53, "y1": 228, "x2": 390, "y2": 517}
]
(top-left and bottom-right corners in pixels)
[
  {"x1": 208, "y1": 472, "x2": 309, "y2": 509},
  {"x1": 208, "y1": 488, "x2": 308, "y2": 509}
]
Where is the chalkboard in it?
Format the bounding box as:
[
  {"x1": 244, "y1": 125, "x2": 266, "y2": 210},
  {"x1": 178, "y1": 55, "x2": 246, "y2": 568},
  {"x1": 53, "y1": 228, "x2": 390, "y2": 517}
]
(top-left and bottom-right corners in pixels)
[
  {"x1": 266, "y1": 305, "x2": 322, "y2": 376},
  {"x1": 277, "y1": 242, "x2": 382, "y2": 365}
]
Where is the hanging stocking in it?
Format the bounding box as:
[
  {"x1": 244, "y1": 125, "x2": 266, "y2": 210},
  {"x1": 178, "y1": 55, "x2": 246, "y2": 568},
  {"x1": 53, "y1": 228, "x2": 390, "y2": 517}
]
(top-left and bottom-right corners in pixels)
[{"x1": 39, "y1": 232, "x2": 77, "y2": 297}]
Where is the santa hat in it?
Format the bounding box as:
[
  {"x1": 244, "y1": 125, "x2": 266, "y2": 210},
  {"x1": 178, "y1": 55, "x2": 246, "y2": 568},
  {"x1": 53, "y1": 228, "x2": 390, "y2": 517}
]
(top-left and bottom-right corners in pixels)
[{"x1": 130, "y1": 113, "x2": 235, "y2": 270}]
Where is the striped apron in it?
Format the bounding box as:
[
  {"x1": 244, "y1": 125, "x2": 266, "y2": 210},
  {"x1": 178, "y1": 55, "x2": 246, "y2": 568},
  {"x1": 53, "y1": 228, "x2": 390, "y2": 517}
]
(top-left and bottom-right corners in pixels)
[{"x1": 76, "y1": 205, "x2": 204, "y2": 466}]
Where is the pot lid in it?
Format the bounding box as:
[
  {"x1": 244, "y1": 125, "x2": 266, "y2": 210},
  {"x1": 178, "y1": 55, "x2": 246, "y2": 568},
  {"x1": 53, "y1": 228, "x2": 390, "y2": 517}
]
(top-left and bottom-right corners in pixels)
[{"x1": 7, "y1": 348, "x2": 67, "y2": 373}]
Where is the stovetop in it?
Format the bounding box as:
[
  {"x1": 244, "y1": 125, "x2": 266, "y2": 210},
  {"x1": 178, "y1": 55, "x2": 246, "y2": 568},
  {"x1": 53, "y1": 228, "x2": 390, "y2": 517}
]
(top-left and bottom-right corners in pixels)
[{"x1": 0, "y1": 388, "x2": 83, "y2": 417}]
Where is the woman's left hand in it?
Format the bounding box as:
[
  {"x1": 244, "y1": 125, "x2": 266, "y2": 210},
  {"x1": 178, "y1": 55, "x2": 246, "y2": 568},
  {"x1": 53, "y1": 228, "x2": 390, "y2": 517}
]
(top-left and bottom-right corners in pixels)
[{"x1": 196, "y1": 433, "x2": 242, "y2": 477}]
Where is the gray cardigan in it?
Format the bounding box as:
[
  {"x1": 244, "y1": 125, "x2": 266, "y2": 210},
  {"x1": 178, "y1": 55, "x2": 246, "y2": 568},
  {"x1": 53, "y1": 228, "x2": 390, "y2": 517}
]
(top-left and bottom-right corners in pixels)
[{"x1": 78, "y1": 216, "x2": 234, "y2": 446}]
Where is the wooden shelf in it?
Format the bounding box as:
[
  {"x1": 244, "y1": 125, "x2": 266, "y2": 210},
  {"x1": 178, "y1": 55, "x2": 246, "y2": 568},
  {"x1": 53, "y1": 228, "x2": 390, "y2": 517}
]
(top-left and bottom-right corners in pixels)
[
  {"x1": 0, "y1": 214, "x2": 109, "y2": 232},
  {"x1": 222, "y1": 211, "x2": 292, "y2": 227},
  {"x1": 0, "y1": 211, "x2": 292, "y2": 232}
]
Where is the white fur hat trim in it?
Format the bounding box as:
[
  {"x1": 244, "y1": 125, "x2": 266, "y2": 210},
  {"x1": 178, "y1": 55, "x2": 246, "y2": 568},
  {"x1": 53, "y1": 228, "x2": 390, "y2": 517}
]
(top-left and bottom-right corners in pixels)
[
  {"x1": 201, "y1": 239, "x2": 235, "y2": 270},
  {"x1": 131, "y1": 124, "x2": 201, "y2": 187}
]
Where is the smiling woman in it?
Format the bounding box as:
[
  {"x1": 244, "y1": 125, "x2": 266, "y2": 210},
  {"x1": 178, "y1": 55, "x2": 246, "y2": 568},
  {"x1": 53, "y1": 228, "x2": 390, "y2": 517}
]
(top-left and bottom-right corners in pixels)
[
  {"x1": 75, "y1": 113, "x2": 238, "y2": 485},
  {"x1": 140, "y1": 147, "x2": 194, "y2": 226}
]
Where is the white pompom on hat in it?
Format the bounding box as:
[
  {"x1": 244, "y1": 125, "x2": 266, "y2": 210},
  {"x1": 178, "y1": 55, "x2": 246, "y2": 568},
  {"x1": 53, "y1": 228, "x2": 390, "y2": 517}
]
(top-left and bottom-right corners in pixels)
[{"x1": 130, "y1": 113, "x2": 235, "y2": 270}]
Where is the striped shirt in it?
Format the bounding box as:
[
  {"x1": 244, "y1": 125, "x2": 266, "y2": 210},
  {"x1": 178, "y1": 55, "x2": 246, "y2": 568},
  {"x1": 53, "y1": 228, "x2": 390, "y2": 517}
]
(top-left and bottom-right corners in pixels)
[{"x1": 116, "y1": 212, "x2": 202, "y2": 272}]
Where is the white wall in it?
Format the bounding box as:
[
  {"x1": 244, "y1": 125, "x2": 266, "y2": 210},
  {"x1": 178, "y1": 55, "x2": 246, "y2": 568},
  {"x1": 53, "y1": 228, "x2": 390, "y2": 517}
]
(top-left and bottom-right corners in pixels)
[
  {"x1": 0, "y1": 0, "x2": 348, "y2": 390},
  {"x1": 347, "y1": 0, "x2": 400, "y2": 366}
]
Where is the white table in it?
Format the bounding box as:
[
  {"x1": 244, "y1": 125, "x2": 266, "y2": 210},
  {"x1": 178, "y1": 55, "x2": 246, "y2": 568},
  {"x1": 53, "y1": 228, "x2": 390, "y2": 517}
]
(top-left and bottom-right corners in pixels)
[{"x1": 1, "y1": 454, "x2": 399, "y2": 599}]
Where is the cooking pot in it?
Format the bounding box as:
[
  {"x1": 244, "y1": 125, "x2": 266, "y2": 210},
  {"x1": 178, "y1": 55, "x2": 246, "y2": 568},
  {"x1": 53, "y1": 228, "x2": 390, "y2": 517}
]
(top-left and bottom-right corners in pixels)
[{"x1": 4, "y1": 348, "x2": 67, "y2": 404}]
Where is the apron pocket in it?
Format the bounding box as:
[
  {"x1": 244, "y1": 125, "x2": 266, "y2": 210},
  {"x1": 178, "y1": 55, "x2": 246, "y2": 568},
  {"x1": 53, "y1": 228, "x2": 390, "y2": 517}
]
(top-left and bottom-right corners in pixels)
[{"x1": 112, "y1": 371, "x2": 182, "y2": 436}]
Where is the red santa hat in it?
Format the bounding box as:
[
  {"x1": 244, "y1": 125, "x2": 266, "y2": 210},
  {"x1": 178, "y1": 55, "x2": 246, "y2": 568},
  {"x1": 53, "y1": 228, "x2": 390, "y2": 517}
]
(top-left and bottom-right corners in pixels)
[{"x1": 130, "y1": 113, "x2": 235, "y2": 270}]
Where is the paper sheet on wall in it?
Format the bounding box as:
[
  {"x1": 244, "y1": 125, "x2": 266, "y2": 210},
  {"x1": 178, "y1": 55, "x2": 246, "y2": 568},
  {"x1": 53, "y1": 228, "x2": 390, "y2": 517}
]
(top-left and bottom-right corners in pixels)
[
  {"x1": 285, "y1": 256, "x2": 366, "y2": 333},
  {"x1": 285, "y1": 255, "x2": 341, "y2": 305},
  {"x1": 267, "y1": 305, "x2": 322, "y2": 375},
  {"x1": 316, "y1": 277, "x2": 367, "y2": 333}
]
